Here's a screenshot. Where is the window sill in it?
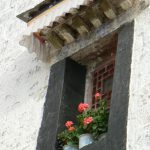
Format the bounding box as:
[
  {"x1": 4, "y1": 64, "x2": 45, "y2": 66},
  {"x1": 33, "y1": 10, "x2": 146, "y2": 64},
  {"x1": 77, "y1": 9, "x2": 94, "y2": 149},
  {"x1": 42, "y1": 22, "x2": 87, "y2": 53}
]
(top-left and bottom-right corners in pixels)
[{"x1": 80, "y1": 134, "x2": 107, "y2": 150}]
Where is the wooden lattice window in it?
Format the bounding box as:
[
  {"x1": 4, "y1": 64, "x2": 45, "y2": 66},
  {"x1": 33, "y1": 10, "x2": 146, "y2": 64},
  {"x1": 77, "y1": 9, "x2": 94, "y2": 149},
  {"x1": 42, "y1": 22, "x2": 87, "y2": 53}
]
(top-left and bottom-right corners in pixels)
[{"x1": 92, "y1": 58, "x2": 115, "y2": 107}]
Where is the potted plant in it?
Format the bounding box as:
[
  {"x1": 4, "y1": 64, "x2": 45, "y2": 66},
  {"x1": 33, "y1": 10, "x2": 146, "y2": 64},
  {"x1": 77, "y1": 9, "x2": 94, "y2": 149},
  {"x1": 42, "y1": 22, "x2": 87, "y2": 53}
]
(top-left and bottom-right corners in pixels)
[
  {"x1": 58, "y1": 121, "x2": 79, "y2": 150},
  {"x1": 57, "y1": 92, "x2": 109, "y2": 149},
  {"x1": 76, "y1": 103, "x2": 94, "y2": 149},
  {"x1": 77, "y1": 93, "x2": 109, "y2": 149}
]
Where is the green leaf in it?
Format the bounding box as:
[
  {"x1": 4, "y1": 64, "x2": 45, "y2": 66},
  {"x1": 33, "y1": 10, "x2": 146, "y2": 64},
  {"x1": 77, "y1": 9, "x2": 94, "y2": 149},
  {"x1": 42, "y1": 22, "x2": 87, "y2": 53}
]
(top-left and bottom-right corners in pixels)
[
  {"x1": 83, "y1": 125, "x2": 87, "y2": 129},
  {"x1": 92, "y1": 125, "x2": 97, "y2": 130}
]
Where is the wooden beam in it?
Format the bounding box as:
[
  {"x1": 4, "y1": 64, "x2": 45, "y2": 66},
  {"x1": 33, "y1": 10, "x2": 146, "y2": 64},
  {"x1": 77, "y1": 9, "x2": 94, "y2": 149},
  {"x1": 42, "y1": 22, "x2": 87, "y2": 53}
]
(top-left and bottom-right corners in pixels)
[
  {"x1": 56, "y1": 24, "x2": 77, "y2": 43},
  {"x1": 70, "y1": 16, "x2": 90, "y2": 36},
  {"x1": 84, "y1": 7, "x2": 102, "y2": 28},
  {"x1": 40, "y1": 27, "x2": 50, "y2": 36},
  {"x1": 69, "y1": 8, "x2": 79, "y2": 15},
  {"x1": 120, "y1": 0, "x2": 133, "y2": 10},
  {"x1": 47, "y1": 31, "x2": 64, "y2": 49},
  {"x1": 51, "y1": 21, "x2": 60, "y2": 28},
  {"x1": 100, "y1": 0, "x2": 116, "y2": 19}
]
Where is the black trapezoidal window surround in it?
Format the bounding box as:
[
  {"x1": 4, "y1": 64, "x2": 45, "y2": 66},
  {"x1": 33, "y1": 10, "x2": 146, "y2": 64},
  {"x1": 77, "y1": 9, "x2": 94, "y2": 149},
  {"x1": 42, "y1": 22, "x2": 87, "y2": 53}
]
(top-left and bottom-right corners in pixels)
[{"x1": 36, "y1": 22, "x2": 134, "y2": 150}]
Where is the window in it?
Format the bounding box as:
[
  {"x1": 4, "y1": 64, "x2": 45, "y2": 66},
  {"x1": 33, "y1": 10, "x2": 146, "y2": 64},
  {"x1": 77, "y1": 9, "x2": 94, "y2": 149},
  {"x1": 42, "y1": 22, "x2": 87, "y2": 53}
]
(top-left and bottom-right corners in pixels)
[{"x1": 92, "y1": 58, "x2": 115, "y2": 107}]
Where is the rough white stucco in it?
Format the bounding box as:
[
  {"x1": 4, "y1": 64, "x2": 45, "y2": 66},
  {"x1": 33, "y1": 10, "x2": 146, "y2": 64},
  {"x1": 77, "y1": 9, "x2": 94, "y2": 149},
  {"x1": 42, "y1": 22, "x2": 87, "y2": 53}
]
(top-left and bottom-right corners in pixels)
[
  {"x1": 0, "y1": 0, "x2": 91, "y2": 149},
  {"x1": 1, "y1": 0, "x2": 150, "y2": 149},
  {"x1": 0, "y1": 0, "x2": 51, "y2": 150},
  {"x1": 127, "y1": 6, "x2": 150, "y2": 150}
]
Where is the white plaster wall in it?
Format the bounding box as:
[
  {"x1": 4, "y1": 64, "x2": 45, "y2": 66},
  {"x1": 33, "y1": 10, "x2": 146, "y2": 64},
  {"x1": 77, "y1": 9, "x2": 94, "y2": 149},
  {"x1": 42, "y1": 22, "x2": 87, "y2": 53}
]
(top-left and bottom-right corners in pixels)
[
  {"x1": 127, "y1": 6, "x2": 150, "y2": 150},
  {"x1": 0, "y1": 0, "x2": 90, "y2": 149},
  {"x1": 0, "y1": 0, "x2": 51, "y2": 150}
]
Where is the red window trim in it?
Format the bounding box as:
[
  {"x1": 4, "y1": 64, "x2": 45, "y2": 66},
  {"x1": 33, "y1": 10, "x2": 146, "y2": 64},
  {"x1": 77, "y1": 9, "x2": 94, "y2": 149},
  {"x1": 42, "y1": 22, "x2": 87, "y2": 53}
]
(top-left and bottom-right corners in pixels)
[{"x1": 92, "y1": 57, "x2": 115, "y2": 107}]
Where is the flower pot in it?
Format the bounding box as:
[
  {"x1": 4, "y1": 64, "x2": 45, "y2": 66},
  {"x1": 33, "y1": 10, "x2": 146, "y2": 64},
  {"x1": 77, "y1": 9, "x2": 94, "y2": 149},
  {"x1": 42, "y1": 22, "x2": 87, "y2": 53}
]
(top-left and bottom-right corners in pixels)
[
  {"x1": 63, "y1": 145, "x2": 78, "y2": 150},
  {"x1": 79, "y1": 133, "x2": 94, "y2": 149}
]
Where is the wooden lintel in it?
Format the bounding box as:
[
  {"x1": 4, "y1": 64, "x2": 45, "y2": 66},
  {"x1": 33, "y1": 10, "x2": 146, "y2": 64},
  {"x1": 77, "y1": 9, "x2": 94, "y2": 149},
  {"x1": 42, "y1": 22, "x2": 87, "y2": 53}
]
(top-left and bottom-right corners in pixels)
[{"x1": 47, "y1": 31, "x2": 64, "y2": 49}]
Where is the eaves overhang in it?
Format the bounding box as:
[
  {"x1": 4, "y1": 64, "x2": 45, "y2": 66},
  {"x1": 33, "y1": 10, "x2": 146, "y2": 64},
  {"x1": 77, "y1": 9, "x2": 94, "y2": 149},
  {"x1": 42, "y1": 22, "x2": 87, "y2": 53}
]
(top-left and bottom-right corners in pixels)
[{"x1": 18, "y1": 0, "x2": 147, "y2": 63}]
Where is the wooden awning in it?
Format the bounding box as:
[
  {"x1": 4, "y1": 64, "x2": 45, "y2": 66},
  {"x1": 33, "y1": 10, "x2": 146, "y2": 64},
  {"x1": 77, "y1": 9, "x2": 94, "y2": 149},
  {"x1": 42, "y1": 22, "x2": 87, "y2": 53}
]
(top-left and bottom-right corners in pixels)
[{"x1": 19, "y1": 0, "x2": 142, "y2": 63}]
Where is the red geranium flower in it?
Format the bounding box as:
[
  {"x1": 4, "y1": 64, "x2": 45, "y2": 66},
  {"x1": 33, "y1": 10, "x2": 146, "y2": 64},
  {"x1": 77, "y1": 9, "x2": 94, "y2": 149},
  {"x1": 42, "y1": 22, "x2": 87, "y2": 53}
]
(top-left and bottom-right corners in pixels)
[
  {"x1": 65, "y1": 121, "x2": 73, "y2": 128},
  {"x1": 68, "y1": 126, "x2": 76, "y2": 132},
  {"x1": 95, "y1": 92, "x2": 102, "y2": 100},
  {"x1": 78, "y1": 103, "x2": 89, "y2": 113},
  {"x1": 83, "y1": 117, "x2": 93, "y2": 126}
]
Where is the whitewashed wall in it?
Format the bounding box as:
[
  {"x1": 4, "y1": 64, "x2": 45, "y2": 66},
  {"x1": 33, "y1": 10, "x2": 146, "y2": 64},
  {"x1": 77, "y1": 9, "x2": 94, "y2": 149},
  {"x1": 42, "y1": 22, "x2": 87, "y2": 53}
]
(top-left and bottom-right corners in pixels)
[
  {"x1": 0, "y1": 0, "x2": 50, "y2": 150},
  {"x1": 127, "y1": 6, "x2": 150, "y2": 150},
  {"x1": 0, "y1": 0, "x2": 89, "y2": 149},
  {"x1": 1, "y1": 0, "x2": 150, "y2": 149}
]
